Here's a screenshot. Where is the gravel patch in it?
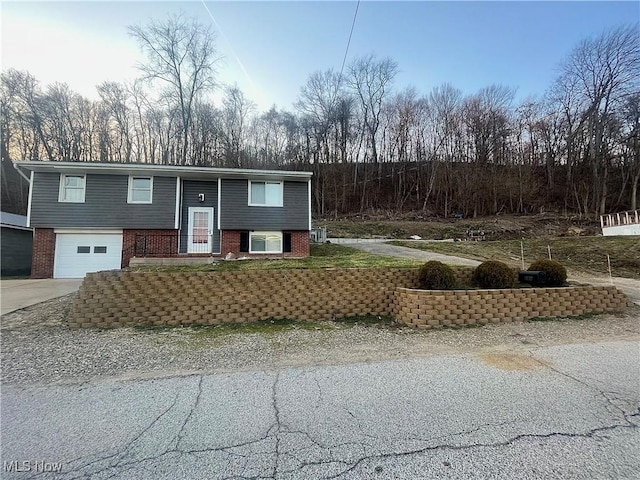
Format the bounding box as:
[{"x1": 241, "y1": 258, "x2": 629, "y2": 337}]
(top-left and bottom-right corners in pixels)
[{"x1": 1, "y1": 295, "x2": 639, "y2": 387}]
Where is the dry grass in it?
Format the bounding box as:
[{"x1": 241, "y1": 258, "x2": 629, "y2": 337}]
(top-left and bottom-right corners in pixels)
[
  {"x1": 389, "y1": 236, "x2": 640, "y2": 279},
  {"x1": 128, "y1": 243, "x2": 421, "y2": 273}
]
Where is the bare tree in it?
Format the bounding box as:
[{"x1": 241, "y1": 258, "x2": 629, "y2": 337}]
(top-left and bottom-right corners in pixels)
[
  {"x1": 425, "y1": 83, "x2": 463, "y2": 215},
  {"x1": 554, "y1": 24, "x2": 640, "y2": 215},
  {"x1": 461, "y1": 85, "x2": 515, "y2": 215},
  {"x1": 1, "y1": 69, "x2": 54, "y2": 161},
  {"x1": 189, "y1": 101, "x2": 224, "y2": 166},
  {"x1": 295, "y1": 69, "x2": 352, "y2": 165},
  {"x1": 97, "y1": 81, "x2": 133, "y2": 162},
  {"x1": 347, "y1": 55, "x2": 398, "y2": 165},
  {"x1": 295, "y1": 69, "x2": 355, "y2": 214},
  {"x1": 129, "y1": 14, "x2": 220, "y2": 165},
  {"x1": 620, "y1": 93, "x2": 640, "y2": 209},
  {"x1": 221, "y1": 85, "x2": 255, "y2": 168}
]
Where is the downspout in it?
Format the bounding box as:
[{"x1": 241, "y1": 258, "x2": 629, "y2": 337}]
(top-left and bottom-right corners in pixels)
[
  {"x1": 12, "y1": 162, "x2": 31, "y2": 184},
  {"x1": 13, "y1": 162, "x2": 34, "y2": 227}
]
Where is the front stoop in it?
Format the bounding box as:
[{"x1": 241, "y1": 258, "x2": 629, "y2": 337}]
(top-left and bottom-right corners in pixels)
[{"x1": 128, "y1": 256, "x2": 219, "y2": 266}]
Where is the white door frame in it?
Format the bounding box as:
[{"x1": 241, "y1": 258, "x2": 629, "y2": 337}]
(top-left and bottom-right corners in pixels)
[{"x1": 187, "y1": 207, "x2": 214, "y2": 253}]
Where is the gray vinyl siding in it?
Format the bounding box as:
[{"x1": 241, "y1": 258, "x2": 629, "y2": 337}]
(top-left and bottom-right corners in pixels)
[
  {"x1": 220, "y1": 179, "x2": 309, "y2": 231},
  {"x1": 29, "y1": 172, "x2": 176, "y2": 229},
  {"x1": 179, "y1": 180, "x2": 221, "y2": 253},
  {"x1": 1, "y1": 227, "x2": 33, "y2": 276}
]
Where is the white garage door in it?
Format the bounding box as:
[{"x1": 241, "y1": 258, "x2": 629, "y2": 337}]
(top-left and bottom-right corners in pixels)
[{"x1": 54, "y1": 232, "x2": 123, "y2": 278}]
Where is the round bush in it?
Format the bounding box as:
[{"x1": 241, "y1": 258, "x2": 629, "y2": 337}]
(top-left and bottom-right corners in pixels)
[
  {"x1": 473, "y1": 260, "x2": 515, "y2": 289},
  {"x1": 528, "y1": 259, "x2": 567, "y2": 287},
  {"x1": 418, "y1": 261, "x2": 457, "y2": 290}
]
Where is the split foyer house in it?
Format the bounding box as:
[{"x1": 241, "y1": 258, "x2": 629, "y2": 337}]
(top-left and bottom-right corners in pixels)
[{"x1": 14, "y1": 161, "x2": 313, "y2": 279}]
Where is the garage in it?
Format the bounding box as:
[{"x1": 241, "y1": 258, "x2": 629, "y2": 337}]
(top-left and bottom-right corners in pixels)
[{"x1": 54, "y1": 231, "x2": 123, "y2": 278}]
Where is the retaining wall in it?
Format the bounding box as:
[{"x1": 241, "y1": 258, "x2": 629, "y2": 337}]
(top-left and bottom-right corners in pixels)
[
  {"x1": 68, "y1": 268, "x2": 631, "y2": 329},
  {"x1": 394, "y1": 286, "x2": 631, "y2": 328},
  {"x1": 69, "y1": 268, "x2": 422, "y2": 329}
]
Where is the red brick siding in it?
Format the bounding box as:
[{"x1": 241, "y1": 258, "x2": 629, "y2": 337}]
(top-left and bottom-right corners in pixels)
[
  {"x1": 220, "y1": 230, "x2": 241, "y2": 257},
  {"x1": 31, "y1": 228, "x2": 55, "y2": 279},
  {"x1": 289, "y1": 231, "x2": 310, "y2": 257},
  {"x1": 221, "y1": 230, "x2": 310, "y2": 258},
  {"x1": 122, "y1": 229, "x2": 179, "y2": 267},
  {"x1": 33, "y1": 228, "x2": 307, "y2": 278}
]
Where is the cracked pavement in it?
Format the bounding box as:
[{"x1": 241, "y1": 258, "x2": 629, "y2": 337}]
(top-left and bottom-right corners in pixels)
[{"x1": 1, "y1": 340, "x2": 639, "y2": 479}]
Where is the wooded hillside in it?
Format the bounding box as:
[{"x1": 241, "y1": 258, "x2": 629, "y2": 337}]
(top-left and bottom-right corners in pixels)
[{"x1": 1, "y1": 20, "x2": 638, "y2": 219}]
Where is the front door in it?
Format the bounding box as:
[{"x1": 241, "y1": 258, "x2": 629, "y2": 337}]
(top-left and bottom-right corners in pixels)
[{"x1": 188, "y1": 207, "x2": 214, "y2": 253}]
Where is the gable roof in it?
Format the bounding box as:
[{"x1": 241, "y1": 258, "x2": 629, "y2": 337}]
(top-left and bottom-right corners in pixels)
[{"x1": 14, "y1": 161, "x2": 313, "y2": 182}]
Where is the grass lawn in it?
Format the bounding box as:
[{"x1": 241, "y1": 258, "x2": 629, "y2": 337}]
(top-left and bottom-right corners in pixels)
[
  {"x1": 129, "y1": 243, "x2": 421, "y2": 273},
  {"x1": 389, "y1": 237, "x2": 640, "y2": 279}
]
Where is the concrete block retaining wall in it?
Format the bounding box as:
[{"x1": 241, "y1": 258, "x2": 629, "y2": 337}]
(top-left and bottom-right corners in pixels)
[
  {"x1": 69, "y1": 268, "x2": 422, "y2": 329},
  {"x1": 394, "y1": 286, "x2": 631, "y2": 329},
  {"x1": 68, "y1": 268, "x2": 631, "y2": 329}
]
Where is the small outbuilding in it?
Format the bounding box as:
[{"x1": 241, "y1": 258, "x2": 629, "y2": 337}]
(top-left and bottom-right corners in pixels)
[{"x1": 1, "y1": 211, "x2": 33, "y2": 277}]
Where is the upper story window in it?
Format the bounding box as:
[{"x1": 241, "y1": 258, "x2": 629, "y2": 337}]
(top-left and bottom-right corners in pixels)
[
  {"x1": 249, "y1": 180, "x2": 283, "y2": 207},
  {"x1": 127, "y1": 176, "x2": 153, "y2": 204},
  {"x1": 59, "y1": 174, "x2": 86, "y2": 203}
]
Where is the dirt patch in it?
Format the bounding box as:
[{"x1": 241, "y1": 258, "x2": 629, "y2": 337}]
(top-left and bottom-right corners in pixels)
[
  {"x1": 477, "y1": 352, "x2": 549, "y2": 371},
  {"x1": 320, "y1": 213, "x2": 601, "y2": 241}
]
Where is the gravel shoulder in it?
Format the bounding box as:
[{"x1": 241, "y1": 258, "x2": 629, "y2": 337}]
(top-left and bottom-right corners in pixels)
[{"x1": 2, "y1": 295, "x2": 639, "y2": 387}]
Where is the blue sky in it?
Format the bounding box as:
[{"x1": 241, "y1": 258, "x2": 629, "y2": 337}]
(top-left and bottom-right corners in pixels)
[{"x1": 2, "y1": 1, "x2": 638, "y2": 111}]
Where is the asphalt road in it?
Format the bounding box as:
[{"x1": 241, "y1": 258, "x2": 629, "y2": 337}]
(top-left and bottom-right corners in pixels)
[{"x1": 2, "y1": 340, "x2": 638, "y2": 479}]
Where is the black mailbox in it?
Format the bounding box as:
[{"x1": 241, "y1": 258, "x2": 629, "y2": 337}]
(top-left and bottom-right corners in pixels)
[{"x1": 519, "y1": 270, "x2": 547, "y2": 286}]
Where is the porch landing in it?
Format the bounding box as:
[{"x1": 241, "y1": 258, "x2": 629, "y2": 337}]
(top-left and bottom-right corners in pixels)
[{"x1": 128, "y1": 256, "x2": 219, "y2": 267}]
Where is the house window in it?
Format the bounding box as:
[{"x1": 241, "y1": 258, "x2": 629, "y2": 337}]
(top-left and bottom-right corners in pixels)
[
  {"x1": 248, "y1": 181, "x2": 283, "y2": 207},
  {"x1": 128, "y1": 176, "x2": 153, "y2": 204},
  {"x1": 59, "y1": 175, "x2": 86, "y2": 203},
  {"x1": 249, "y1": 231, "x2": 283, "y2": 254}
]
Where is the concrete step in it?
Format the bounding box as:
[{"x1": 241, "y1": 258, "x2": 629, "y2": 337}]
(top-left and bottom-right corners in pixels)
[{"x1": 129, "y1": 257, "x2": 218, "y2": 266}]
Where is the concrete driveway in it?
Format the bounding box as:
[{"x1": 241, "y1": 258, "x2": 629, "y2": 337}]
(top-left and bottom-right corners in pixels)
[
  {"x1": 0, "y1": 279, "x2": 83, "y2": 315},
  {"x1": 1, "y1": 340, "x2": 638, "y2": 479}
]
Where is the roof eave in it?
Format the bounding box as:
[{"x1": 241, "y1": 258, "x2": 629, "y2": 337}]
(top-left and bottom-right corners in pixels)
[{"x1": 13, "y1": 161, "x2": 313, "y2": 181}]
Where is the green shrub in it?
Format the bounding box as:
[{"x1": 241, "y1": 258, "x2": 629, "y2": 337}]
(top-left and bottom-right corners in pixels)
[
  {"x1": 473, "y1": 260, "x2": 515, "y2": 289},
  {"x1": 418, "y1": 260, "x2": 457, "y2": 290},
  {"x1": 528, "y1": 259, "x2": 567, "y2": 287}
]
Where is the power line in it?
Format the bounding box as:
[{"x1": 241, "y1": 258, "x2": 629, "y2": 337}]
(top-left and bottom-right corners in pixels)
[{"x1": 338, "y1": 0, "x2": 361, "y2": 82}]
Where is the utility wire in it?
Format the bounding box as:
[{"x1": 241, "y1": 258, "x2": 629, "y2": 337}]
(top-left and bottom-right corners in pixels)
[{"x1": 338, "y1": 0, "x2": 361, "y2": 82}]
